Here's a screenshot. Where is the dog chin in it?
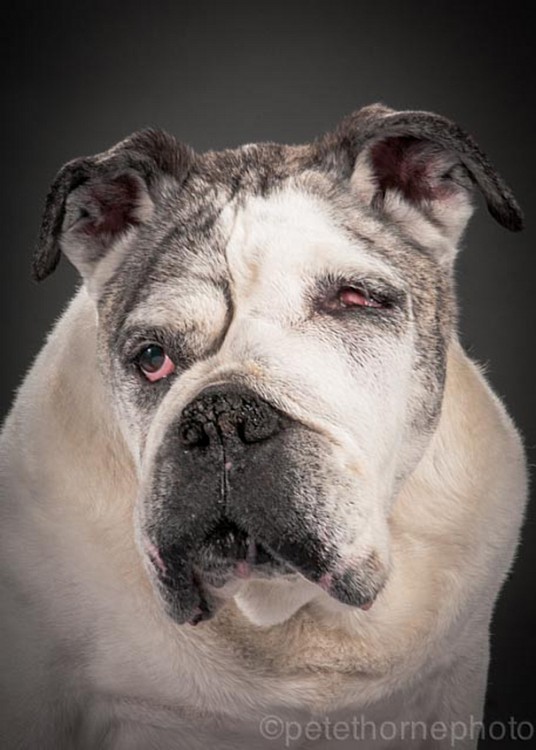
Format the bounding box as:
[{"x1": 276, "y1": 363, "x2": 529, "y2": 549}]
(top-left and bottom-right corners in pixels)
[
  {"x1": 232, "y1": 575, "x2": 325, "y2": 627},
  {"x1": 199, "y1": 566, "x2": 315, "y2": 627},
  {"x1": 148, "y1": 520, "x2": 388, "y2": 626},
  {"x1": 230, "y1": 568, "x2": 384, "y2": 627},
  {"x1": 156, "y1": 557, "x2": 384, "y2": 627}
]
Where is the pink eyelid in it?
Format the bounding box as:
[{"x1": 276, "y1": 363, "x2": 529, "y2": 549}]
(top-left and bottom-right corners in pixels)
[
  {"x1": 339, "y1": 288, "x2": 382, "y2": 308},
  {"x1": 144, "y1": 354, "x2": 176, "y2": 383}
]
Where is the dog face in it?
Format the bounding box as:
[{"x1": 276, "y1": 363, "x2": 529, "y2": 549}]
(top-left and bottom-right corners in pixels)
[{"x1": 34, "y1": 105, "x2": 522, "y2": 626}]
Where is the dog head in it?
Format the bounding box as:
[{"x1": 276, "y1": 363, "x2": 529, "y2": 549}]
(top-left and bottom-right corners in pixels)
[{"x1": 34, "y1": 105, "x2": 522, "y2": 626}]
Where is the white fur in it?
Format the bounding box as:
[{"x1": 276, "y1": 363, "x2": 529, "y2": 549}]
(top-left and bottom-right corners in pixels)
[{"x1": 0, "y1": 188, "x2": 527, "y2": 749}]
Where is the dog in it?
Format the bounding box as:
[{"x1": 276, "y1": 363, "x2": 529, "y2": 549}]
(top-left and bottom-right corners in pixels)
[{"x1": 0, "y1": 104, "x2": 527, "y2": 749}]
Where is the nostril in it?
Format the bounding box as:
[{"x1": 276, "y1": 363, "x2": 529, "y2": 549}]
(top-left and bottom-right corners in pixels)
[
  {"x1": 180, "y1": 422, "x2": 210, "y2": 448},
  {"x1": 240, "y1": 411, "x2": 281, "y2": 443},
  {"x1": 178, "y1": 386, "x2": 286, "y2": 450},
  {"x1": 235, "y1": 419, "x2": 248, "y2": 443}
]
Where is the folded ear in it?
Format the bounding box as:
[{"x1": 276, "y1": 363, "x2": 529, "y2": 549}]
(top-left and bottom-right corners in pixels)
[
  {"x1": 33, "y1": 129, "x2": 193, "y2": 284},
  {"x1": 319, "y1": 104, "x2": 523, "y2": 250}
]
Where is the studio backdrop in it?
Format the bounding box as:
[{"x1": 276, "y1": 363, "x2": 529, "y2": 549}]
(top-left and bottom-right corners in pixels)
[{"x1": 2, "y1": 1, "x2": 534, "y2": 743}]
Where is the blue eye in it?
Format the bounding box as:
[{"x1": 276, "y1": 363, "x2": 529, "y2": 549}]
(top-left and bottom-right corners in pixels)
[{"x1": 138, "y1": 345, "x2": 166, "y2": 373}]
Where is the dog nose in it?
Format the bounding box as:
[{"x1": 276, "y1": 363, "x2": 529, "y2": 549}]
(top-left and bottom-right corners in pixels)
[{"x1": 179, "y1": 385, "x2": 284, "y2": 449}]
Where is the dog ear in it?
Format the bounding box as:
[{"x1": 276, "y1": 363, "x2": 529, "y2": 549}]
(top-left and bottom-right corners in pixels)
[
  {"x1": 319, "y1": 104, "x2": 523, "y2": 248},
  {"x1": 33, "y1": 129, "x2": 193, "y2": 284}
]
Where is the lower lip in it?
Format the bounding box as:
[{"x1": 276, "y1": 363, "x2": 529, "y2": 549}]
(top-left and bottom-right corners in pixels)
[{"x1": 317, "y1": 571, "x2": 375, "y2": 611}]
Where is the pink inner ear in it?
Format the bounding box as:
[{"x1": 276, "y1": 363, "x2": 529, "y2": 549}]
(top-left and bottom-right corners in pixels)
[
  {"x1": 370, "y1": 136, "x2": 446, "y2": 203},
  {"x1": 81, "y1": 173, "x2": 142, "y2": 237}
]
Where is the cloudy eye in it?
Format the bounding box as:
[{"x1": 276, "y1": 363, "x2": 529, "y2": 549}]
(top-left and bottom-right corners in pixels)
[
  {"x1": 136, "y1": 345, "x2": 176, "y2": 382},
  {"x1": 337, "y1": 286, "x2": 384, "y2": 309}
]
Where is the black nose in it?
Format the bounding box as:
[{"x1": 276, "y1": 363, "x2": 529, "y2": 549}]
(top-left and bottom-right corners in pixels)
[{"x1": 179, "y1": 385, "x2": 285, "y2": 449}]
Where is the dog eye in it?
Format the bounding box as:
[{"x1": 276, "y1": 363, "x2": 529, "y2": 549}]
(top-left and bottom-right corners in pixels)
[
  {"x1": 337, "y1": 286, "x2": 384, "y2": 309},
  {"x1": 136, "y1": 345, "x2": 176, "y2": 382}
]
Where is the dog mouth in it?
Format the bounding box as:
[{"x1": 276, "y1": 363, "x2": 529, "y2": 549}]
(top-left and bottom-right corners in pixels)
[
  {"x1": 145, "y1": 516, "x2": 383, "y2": 626},
  {"x1": 146, "y1": 519, "x2": 296, "y2": 625},
  {"x1": 194, "y1": 518, "x2": 293, "y2": 584}
]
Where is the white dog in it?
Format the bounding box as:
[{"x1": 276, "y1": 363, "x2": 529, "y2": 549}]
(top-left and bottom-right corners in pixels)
[{"x1": 0, "y1": 104, "x2": 527, "y2": 748}]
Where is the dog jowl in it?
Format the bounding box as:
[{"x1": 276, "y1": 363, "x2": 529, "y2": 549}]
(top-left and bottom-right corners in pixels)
[{"x1": 33, "y1": 104, "x2": 523, "y2": 626}]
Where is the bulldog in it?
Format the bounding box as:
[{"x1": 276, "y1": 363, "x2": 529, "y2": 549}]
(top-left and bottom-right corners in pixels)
[{"x1": 0, "y1": 104, "x2": 527, "y2": 748}]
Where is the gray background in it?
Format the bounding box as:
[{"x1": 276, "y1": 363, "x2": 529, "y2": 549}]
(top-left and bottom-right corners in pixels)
[{"x1": 2, "y1": 0, "x2": 534, "y2": 743}]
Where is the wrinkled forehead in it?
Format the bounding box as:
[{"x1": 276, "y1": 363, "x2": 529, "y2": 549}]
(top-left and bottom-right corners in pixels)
[
  {"x1": 223, "y1": 187, "x2": 402, "y2": 298},
  {"x1": 98, "y1": 152, "x2": 434, "y2": 331},
  {"x1": 123, "y1": 186, "x2": 405, "y2": 333}
]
